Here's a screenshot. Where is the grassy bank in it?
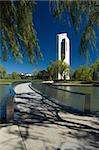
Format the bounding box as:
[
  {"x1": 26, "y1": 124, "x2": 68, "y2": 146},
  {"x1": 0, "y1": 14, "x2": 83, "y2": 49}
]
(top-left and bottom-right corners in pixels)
[
  {"x1": 54, "y1": 80, "x2": 82, "y2": 84},
  {"x1": 0, "y1": 79, "x2": 32, "y2": 84},
  {"x1": 54, "y1": 80, "x2": 99, "y2": 84},
  {"x1": 64, "y1": 81, "x2": 82, "y2": 84},
  {"x1": 0, "y1": 79, "x2": 44, "y2": 85},
  {"x1": 0, "y1": 79, "x2": 98, "y2": 85}
]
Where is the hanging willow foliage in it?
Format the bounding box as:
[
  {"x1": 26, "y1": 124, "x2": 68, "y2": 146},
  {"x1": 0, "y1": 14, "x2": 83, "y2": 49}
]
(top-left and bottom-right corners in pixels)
[
  {"x1": 0, "y1": 0, "x2": 99, "y2": 63},
  {"x1": 50, "y1": 0, "x2": 99, "y2": 59},
  {"x1": 0, "y1": 0, "x2": 42, "y2": 63}
]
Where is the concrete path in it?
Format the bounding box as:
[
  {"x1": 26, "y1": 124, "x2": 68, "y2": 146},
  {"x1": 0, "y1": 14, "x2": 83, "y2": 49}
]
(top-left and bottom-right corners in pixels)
[{"x1": 0, "y1": 82, "x2": 99, "y2": 150}]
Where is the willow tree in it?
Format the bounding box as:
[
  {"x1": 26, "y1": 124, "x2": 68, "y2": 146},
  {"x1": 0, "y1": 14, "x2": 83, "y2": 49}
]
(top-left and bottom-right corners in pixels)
[
  {"x1": 0, "y1": 64, "x2": 6, "y2": 78},
  {"x1": 47, "y1": 60, "x2": 69, "y2": 80},
  {"x1": 91, "y1": 58, "x2": 99, "y2": 80},
  {"x1": 0, "y1": 0, "x2": 42, "y2": 63},
  {"x1": 50, "y1": 0, "x2": 99, "y2": 60},
  {"x1": 0, "y1": 0, "x2": 99, "y2": 63}
]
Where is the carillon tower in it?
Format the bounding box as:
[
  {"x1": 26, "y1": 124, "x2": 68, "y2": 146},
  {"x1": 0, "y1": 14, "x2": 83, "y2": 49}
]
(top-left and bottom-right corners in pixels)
[{"x1": 57, "y1": 33, "x2": 70, "y2": 80}]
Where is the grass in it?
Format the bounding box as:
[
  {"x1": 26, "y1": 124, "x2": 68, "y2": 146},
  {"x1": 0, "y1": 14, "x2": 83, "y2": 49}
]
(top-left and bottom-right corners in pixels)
[
  {"x1": 64, "y1": 81, "x2": 82, "y2": 84},
  {"x1": 0, "y1": 79, "x2": 44, "y2": 85},
  {"x1": 0, "y1": 79, "x2": 98, "y2": 85},
  {"x1": 0, "y1": 79, "x2": 32, "y2": 84},
  {"x1": 54, "y1": 80, "x2": 82, "y2": 84},
  {"x1": 54, "y1": 80, "x2": 99, "y2": 85}
]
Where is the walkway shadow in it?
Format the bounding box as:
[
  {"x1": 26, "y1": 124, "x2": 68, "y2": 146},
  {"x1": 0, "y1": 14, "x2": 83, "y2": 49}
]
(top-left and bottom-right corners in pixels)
[
  {"x1": 0, "y1": 86, "x2": 99, "y2": 150},
  {"x1": 13, "y1": 87, "x2": 99, "y2": 149}
]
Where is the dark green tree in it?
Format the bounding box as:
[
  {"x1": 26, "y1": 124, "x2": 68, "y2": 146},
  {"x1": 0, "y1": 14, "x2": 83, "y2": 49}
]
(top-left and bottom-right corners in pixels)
[
  {"x1": 36, "y1": 70, "x2": 49, "y2": 80},
  {"x1": 12, "y1": 72, "x2": 21, "y2": 80},
  {"x1": 91, "y1": 58, "x2": 99, "y2": 80},
  {"x1": 0, "y1": 64, "x2": 6, "y2": 78},
  {"x1": 73, "y1": 65, "x2": 93, "y2": 81}
]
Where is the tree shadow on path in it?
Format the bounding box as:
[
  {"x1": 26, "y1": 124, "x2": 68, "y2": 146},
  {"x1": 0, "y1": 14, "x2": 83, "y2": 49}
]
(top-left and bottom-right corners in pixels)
[
  {"x1": 12, "y1": 87, "x2": 99, "y2": 149},
  {"x1": 1, "y1": 86, "x2": 99, "y2": 150}
]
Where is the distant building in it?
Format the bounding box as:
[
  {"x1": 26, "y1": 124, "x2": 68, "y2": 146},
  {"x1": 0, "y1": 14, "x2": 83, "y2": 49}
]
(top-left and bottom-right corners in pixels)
[
  {"x1": 57, "y1": 33, "x2": 70, "y2": 80},
  {"x1": 20, "y1": 73, "x2": 32, "y2": 79},
  {"x1": 25, "y1": 73, "x2": 32, "y2": 77},
  {"x1": 20, "y1": 72, "x2": 24, "y2": 76},
  {"x1": 20, "y1": 73, "x2": 32, "y2": 76}
]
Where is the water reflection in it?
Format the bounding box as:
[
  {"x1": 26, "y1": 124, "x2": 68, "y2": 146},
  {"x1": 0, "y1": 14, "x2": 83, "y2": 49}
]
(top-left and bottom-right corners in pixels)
[
  {"x1": 0, "y1": 85, "x2": 10, "y2": 101},
  {"x1": 32, "y1": 83, "x2": 99, "y2": 113}
]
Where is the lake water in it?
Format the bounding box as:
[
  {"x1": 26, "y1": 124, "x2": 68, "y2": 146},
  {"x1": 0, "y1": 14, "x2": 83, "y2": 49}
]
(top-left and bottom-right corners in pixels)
[
  {"x1": 32, "y1": 83, "x2": 99, "y2": 114},
  {"x1": 0, "y1": 84, "x2": 11, "y2": 121}
]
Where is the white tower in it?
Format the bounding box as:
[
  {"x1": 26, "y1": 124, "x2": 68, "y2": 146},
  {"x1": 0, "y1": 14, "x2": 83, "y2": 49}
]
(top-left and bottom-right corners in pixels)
[{"x1": 57, "y1": 33, "x2": 70, "y2": 80}]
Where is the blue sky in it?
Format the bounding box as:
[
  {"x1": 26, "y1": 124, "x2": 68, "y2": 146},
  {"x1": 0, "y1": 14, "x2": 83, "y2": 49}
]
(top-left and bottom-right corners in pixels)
[{"x1": 1, "y1": 1, "x2": 99, "y2": 74}]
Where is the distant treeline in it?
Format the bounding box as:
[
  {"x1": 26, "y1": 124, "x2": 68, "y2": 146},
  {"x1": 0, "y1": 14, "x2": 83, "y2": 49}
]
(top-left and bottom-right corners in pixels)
[
  {"x1": 33, "y1": 59, "x2": 99, "y2": 81},
  {"x1": 0, "y1": 59, "x2": 99, "y2": 81}
]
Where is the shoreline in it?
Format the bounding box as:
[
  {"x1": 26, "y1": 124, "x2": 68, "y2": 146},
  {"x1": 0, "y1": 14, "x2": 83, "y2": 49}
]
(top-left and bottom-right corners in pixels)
[
  {"x1": 53, "y1": 83, "x2": 98, "y2": 86},
  {"x1": 42, "y1": 81, "x2": 99, "y2": 87}
]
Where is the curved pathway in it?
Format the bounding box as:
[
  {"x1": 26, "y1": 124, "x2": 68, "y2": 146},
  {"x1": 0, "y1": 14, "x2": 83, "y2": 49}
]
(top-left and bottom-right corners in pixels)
[{"x1": 0, "y1": 82, "x2": 99, "y2": 150}]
